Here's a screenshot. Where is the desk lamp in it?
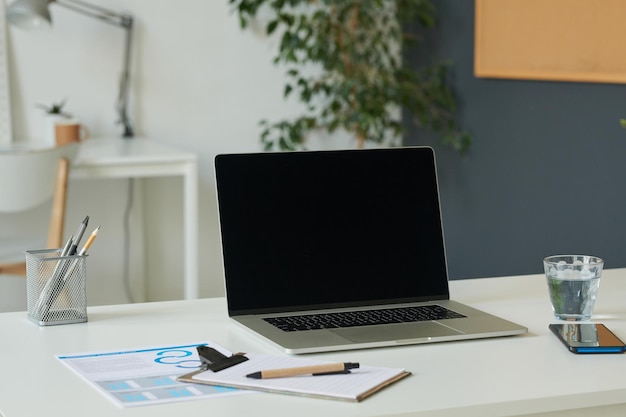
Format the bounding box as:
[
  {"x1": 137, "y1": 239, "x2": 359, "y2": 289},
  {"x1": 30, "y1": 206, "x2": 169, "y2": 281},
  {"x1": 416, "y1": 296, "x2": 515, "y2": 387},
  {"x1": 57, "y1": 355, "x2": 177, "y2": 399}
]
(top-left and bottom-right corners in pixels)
[{"x1": 6, "y1": 0, "x2": 134, "y2": 138}]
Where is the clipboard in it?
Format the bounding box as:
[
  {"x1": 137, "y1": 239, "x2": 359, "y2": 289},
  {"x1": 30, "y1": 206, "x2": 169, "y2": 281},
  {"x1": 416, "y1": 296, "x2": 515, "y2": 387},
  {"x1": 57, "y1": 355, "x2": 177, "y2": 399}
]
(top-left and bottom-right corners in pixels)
[{"x1": 178, "y1": 349, "x2": 411, "y2": 402}]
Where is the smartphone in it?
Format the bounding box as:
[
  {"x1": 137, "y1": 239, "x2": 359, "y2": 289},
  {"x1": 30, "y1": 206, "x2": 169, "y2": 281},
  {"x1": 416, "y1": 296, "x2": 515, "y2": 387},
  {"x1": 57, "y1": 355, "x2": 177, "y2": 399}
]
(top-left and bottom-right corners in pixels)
[{"x1": 549, "y1": 323, "x2": 626, "y2": 354}]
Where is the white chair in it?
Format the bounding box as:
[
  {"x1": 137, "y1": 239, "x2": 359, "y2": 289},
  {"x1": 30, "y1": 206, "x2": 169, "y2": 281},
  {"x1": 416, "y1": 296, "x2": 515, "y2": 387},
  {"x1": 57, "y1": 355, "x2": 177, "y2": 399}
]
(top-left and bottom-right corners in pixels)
[{"x1": 0, "y1": 143, "x2": 79, "y2": 312}]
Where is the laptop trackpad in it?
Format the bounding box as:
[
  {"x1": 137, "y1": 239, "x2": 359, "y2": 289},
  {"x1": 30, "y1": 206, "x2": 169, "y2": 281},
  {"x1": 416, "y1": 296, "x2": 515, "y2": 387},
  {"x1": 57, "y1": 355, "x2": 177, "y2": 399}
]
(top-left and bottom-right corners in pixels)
[{"x1": 332, "y1": 322, "x2": 463, "y2": 343}]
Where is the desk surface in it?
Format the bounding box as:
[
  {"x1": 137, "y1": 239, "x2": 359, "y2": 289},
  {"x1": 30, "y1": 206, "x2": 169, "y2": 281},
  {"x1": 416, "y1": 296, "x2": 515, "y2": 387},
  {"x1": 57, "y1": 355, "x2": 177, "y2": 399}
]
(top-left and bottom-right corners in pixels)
[
  {"x1": 74, "y1": 137, "x2": 196, "y2": 166},
  {"x1": 2, "y1": 270, "x2": 626, "y2": 417},
  {"x1": 71, "y1": 137, "x2": 197, "y2": 179}
]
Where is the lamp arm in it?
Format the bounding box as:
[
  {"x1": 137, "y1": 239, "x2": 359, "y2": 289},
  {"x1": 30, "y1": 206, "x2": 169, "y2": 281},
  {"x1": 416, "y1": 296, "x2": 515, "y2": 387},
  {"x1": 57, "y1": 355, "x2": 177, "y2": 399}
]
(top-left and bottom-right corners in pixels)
[
  {"x1": 55, "y1": 0, "x2": 132, "y2": 28},
  {"x1": 55, "y1": 0, "x2": 134, "y2": 137},
  {"x1": 117, "y1": 17, "x2": 134, "y2": 137}
]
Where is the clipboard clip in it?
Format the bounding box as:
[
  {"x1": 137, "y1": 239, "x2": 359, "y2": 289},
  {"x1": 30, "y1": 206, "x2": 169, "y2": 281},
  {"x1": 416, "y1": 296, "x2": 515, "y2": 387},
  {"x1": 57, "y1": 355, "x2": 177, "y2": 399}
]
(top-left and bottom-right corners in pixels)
[{"x1": 197, "y1": 345, "x2": 248, "y2": 372}]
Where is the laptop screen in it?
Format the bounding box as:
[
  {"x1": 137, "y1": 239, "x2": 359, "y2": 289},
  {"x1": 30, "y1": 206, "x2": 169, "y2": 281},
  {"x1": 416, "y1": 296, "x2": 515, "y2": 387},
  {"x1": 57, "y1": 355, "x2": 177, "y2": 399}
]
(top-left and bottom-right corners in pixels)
[{"x1": 215, "y1": 147, "x2": 450, "y2": 315}]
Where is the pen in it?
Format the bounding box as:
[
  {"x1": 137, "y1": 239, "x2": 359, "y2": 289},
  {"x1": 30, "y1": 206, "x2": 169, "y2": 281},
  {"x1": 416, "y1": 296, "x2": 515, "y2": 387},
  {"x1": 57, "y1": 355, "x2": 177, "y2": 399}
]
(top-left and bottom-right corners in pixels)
[
  {"x1": 34, "y1": 236, "x2": 74, "y2": 317},
  {"x1": 60, "y1": 235, "x2": 74, "y2": 256},
  {"x1": 246, "y1": 362, "x2": 359, "y2": 379},
  {"x1": 68, "y1": 216, "x2": 89, "y2": 255},
  {"x1": 52, "y1": 226, "x2": 101, "y2": 295}
]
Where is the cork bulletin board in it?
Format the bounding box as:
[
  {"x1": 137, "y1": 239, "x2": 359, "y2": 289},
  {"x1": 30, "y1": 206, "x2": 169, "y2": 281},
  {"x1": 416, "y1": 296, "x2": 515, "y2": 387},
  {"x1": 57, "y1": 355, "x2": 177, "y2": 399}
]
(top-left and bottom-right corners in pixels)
[{"x1": 474, "y1": 0, "x2": 626, "y2": 84}]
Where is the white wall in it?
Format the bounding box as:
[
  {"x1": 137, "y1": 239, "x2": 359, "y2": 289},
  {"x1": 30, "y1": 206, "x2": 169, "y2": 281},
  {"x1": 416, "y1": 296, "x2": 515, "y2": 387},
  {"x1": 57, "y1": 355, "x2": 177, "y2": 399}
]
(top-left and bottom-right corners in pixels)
[{"x1": 5, "y1": 0, "x2": 358, "y2": 305}]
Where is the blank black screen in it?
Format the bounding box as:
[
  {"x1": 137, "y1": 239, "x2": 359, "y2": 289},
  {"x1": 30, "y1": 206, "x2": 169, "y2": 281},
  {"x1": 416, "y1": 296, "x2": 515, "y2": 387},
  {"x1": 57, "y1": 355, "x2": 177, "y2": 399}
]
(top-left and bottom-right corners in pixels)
[{"x1": 215, "y1": 147, "x2": 450, "y2": 315}]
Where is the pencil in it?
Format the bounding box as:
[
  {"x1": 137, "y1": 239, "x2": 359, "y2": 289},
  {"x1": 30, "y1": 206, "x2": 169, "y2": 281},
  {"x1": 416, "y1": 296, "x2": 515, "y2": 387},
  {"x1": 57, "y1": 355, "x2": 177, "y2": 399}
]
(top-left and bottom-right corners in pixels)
[
  {"x1": 78, "y1": 226, "x2": 100, "y2": 255},
  {"x1": 246, "y1": 362, "x2": 359, "y2": 379}
]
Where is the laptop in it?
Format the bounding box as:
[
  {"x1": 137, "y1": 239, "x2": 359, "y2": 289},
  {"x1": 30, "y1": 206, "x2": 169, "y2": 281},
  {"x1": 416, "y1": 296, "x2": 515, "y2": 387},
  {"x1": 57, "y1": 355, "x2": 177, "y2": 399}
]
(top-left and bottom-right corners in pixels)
[{"x1": 214, "y1": 147, "x2": 527, "y2": 354}]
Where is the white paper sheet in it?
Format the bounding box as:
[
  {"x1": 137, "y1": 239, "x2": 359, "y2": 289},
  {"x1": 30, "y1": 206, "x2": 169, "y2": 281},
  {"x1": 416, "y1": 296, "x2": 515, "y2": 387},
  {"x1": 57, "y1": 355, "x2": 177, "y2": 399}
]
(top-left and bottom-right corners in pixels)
[
  {"x1": 186, "y1": 352, "x2": 410, "y2": 402},
  {"x1": 57, "y1": 341, "x2": 252, "y2": 408}
]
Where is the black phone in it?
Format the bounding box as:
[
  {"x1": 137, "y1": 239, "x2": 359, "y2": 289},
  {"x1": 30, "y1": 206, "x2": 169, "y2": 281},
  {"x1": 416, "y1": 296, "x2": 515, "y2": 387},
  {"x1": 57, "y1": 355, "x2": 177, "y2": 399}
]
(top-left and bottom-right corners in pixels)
[{"x1": 549, "y1": 323, "x2": 626, "y2": 354}]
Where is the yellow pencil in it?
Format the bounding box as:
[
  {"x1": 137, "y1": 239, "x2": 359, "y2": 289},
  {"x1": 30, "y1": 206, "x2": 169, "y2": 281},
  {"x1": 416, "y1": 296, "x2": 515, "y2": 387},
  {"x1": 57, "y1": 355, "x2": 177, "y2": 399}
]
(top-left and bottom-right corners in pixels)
[{"x1": 78, "y1": 226, "x2": 100, "y2": 255}]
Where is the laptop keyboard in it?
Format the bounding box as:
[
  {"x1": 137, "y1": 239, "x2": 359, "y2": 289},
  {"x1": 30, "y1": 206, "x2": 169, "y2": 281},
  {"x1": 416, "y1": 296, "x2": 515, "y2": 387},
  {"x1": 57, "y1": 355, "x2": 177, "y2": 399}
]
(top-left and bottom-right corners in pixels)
[{"x1": 263, "y1": 305, "x2": 466, "y2": 332}]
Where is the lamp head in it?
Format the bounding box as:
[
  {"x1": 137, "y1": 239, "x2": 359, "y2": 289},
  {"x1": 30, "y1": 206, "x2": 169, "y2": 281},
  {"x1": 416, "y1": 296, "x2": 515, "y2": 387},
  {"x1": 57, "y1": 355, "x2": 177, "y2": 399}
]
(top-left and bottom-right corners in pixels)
[{"x1": 6, "y1": 0, "x2": 53, "y2": 30}]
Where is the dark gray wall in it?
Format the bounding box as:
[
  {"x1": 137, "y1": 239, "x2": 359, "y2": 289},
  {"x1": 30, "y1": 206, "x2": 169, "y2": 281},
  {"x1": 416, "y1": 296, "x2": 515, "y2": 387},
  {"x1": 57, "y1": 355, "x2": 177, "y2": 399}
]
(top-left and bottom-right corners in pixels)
[{"x1": 405, "y1": 1, "x2": 626, "y2": 280}]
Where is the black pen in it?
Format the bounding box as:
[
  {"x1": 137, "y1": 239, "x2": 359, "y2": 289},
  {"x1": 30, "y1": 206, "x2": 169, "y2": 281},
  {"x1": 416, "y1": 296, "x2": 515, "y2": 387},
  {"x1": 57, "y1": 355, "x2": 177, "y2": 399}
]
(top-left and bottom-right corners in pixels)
[
  {"x1": 246, "y1": 362, "x2": 359, "y2": 379},
  {"x1": 69, "y1": 216, "x2": 89, "y2": 255}
]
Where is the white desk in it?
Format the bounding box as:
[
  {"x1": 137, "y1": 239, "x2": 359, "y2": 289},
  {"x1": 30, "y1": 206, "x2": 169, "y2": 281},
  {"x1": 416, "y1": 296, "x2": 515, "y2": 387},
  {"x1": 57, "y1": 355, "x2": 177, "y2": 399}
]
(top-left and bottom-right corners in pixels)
[
  {"x1": 2, "y1": 270, "x2": 626, "y2": 417},
  {"x1": 71, "y1": 138, "x2": 199, "y2": 299}
]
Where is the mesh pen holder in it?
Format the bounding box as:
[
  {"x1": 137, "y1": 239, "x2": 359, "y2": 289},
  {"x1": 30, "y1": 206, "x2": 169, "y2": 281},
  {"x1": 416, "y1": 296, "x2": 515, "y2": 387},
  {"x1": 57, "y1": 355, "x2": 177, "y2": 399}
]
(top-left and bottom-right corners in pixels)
[{"x1": 26, "y1": 249, "x2": 88, "y2": 326}]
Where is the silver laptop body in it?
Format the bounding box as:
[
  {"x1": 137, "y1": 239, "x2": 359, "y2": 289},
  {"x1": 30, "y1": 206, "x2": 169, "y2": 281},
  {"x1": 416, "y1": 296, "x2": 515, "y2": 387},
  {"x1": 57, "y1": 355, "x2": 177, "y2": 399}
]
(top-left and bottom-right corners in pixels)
[{"x1": 214, "y1": 147, "x2": 527, "y2": 354}]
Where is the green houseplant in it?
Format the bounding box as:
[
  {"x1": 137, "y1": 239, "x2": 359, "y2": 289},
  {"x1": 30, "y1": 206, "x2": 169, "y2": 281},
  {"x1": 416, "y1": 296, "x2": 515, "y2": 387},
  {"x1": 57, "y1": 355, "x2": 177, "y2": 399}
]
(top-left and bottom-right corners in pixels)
[
  {"x1": 37, "y1": 98, "x2": 73, "y2": 147},
  {"x1": 229, "y1": 0, "x2": 470, "y2": 152},
  {"x1": 36, "y1": 98, "x2": 72, "y2": 118}
]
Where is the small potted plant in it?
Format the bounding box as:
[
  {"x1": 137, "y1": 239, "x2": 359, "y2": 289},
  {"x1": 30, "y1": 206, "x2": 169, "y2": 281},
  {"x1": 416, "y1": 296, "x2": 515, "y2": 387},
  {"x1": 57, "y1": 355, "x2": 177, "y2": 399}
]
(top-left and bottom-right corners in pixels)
[{"x1": 37, "y1": 99, "x2": 73, "y2": 147}]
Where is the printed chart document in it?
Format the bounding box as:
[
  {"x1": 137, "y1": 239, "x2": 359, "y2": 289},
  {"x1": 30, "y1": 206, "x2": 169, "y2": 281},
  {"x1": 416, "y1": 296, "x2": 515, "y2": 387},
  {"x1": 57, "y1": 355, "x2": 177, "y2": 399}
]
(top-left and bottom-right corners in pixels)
[
  {"x1": 57, "y1": 341, "x2": 251, "y2": 408},
  {"x1": 179, "y1": 352, "x2": 410, "y2": 402}
]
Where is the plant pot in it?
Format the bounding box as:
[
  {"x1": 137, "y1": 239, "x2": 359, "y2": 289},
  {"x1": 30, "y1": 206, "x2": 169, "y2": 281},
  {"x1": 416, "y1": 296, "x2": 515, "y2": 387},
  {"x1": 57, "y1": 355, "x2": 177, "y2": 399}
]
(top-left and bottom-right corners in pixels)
[{"x1": 42, "y1": 114, "x2": 68, "y2": 148}]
